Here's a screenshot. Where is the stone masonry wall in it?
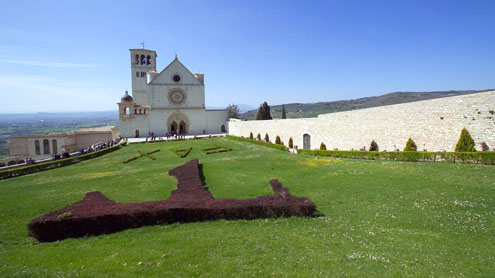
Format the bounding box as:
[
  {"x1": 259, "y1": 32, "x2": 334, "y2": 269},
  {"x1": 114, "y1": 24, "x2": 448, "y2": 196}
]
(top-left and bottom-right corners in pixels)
[{"x1": 228, "y1": 91, "x2": 495, "y2": 152}]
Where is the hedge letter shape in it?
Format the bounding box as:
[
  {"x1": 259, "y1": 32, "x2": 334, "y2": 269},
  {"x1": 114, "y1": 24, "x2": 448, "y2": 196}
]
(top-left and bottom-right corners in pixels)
[{"x1": 27, "y1": 159, "x2": 316, "y2": 242}]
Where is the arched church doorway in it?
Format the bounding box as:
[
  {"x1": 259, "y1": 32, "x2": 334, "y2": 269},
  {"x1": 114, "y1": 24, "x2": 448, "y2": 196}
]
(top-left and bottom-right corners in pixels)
[
  {"x1": 303, "y1": 134, "x2": 311, "y2": 150},
  {"x1": 221, "y1": 125, "x2": 226, "y2": 132},
  {"x1": 170, "y1": 121, "x2": 178, "y2": 133},
  {"x1": 167, "y1": 113, "x2": 189, "y2": 135},
  {"x1": 179, "y1": 121, "x2": 186, "y2": 134},
  {"x1": 135, "y1": 130, "x2": 140, "y2": 137}
]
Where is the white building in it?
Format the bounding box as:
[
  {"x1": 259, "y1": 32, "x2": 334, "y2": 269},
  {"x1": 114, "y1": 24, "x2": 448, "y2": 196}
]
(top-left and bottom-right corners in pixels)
[{"x1": 118, "y1": 49, "x2": 228, "y2": 138}]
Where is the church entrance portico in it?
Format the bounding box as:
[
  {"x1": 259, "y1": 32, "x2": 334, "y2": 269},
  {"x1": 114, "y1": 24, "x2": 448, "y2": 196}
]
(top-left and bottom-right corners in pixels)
[{"x1": 167, "y1": 113, "x2": 189, "y2": 134}]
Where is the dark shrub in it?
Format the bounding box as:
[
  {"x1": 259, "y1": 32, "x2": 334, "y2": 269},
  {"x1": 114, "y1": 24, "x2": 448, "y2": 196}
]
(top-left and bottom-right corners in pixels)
[
  {"x1": 7, "y1": 161, "x2": 16, "y2": 166},
  {"x1": 275, "y1": 136, "x2": 281, "y2": 145},
  {"x1": 455, "y1": 128, "x2": 476, "y2": 152},
  {"x1": 257, "y1": 133, "x2": 261, "y2": 140},
  {"x1": 288, "y1": 137, "x2": 293, "y2": 149},
  {"x1": 265, "y1": 133, "x2": 269, "y2": 142},
  {"x1": 480, "y1": 142, "x2": 489, "y2": 151},
  {"x1": 320, "y1": 142, "x2": 326, "y2": 150},
  {"x1": 369, "y1": 140, "x2": 379, "y2": 151},
  {"x1": 404, "y1": 138, "x2": 417, "y2": 151},
  {"x1": 249, "y1": 132, "x2": 253, "y2": 139}
]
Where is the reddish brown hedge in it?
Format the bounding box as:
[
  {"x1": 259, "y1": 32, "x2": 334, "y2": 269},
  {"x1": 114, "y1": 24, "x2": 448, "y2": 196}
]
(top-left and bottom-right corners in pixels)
[{"x1": 28, "y1": 159, "x2": 316, "y2": 242}]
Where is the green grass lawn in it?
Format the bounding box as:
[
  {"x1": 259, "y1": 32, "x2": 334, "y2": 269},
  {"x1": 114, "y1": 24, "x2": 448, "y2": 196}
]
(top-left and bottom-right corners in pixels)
[{"x1": 1, "y1": 137, "x2": 494, "y2": 277}]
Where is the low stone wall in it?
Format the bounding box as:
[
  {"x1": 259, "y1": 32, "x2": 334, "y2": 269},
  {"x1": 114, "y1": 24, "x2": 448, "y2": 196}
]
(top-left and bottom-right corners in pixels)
[{"x1": 228, "y1": 91, "x2": 495, "y2": 152}]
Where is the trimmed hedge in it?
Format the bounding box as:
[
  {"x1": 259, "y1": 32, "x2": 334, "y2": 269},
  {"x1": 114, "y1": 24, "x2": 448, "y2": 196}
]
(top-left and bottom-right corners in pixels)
[
  {"x1": 226, "y1": 135, "x2": 288, "y2": 151},
  {"x1": 0, "y1": 145, "x2": 122, "y2": 180},
  {"x1": 170, "y1": 147, "x2": 192, "y2": 158},
  {"x1": 201, "y1": 146, "x2": 232, "y2": 155},
  {"x1": 27, "y1": 159, "x2": 315, "y2": 242},
  {"x1": 297, "y1": 149, "x2": 495, "y2": 165},
  {"x1": 124, "y1": 149, "x2": 160, "y2": 163}
]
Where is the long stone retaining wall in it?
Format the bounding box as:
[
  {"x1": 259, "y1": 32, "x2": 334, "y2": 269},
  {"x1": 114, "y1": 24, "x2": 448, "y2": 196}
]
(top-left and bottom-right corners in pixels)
[{"x1": 228, "y1": 91, "x2": 495, "y2": 152}]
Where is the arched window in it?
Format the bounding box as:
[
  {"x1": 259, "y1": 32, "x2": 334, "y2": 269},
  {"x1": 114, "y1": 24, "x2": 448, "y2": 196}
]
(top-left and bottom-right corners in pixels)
[
  {"x1": 139, "y1": 109, "x2": 142, "y2": 114},
  {"x1": 221, "y1": 125, "x2": 226, "y2": 132},
  {"x1": 43, "y1": 139, "x2": 50, "y2": 154},
  {"x1": 52, "y1": 139, "x2": 58, "y2": 154},
  {"x1": 35, "y1": 140, "x2": 40, "y2": 155},
  {"x1": 146, "y1": 55, "x2": 151, "y2": 65},
  {"x1": 140, "y1": 55, "x2": 145, "y2": 65},
  {"x1": 135, "y1": 54, "x2": 139, "y2": 64},
  {"x1": 135, "y1": 130, "x2": 140, "y2": 137},
  {"x1": 124, "y1": 107, "x2": 129, "y2": 115},
  {"x1": 134, "y1": 109, "x2": 137, "y2": 114}
]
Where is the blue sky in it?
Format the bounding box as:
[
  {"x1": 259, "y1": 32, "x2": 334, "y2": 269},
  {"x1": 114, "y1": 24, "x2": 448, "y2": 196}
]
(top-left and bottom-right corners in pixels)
[{"x1": 0, "y1": 0, "x2": 493, "y2": 113}]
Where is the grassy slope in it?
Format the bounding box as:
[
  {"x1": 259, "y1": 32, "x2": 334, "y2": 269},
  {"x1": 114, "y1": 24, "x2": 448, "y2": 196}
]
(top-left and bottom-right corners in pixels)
[{"x1": 1, "y1": 138, "x2": 494, "y2": 277}]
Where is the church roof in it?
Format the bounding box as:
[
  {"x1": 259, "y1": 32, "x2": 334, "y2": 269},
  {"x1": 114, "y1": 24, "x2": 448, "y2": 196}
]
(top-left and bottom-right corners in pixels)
[
  {"x1": 121, "y1": 90, "x2": 134, "y2": 102},
  {"x1": 149, "y1": 56, "x2": 201, "y2": 85},
  {"x1": 129, "y1": 48, "x2": 157, "y2": 54}
]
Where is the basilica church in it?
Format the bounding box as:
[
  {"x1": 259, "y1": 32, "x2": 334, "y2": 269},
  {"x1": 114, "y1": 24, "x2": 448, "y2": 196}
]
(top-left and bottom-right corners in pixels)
[{"x1": 118, "y1": 48, "x2": 228, "y2": 137}]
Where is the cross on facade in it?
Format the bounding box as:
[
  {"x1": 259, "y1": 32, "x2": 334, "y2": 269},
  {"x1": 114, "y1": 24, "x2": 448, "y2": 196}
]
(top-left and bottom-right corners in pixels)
[{"x1": 141, "y1": 41, "x2": 145, "y2": 49}]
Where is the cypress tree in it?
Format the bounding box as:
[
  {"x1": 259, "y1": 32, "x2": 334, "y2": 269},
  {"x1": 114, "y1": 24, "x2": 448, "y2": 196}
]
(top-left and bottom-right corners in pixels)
[
  {"x1": 256, "y1": 133, "x2": 261, "y2": 140},
  {"x1": 275, "y1": 136, "x2": 281, "y2": 145},
  {"x1": 369, "y1": 140, "x2": 379, "y2": 151},
  {"x1": 264, "y1": 133, "x2": 270, "y2": 142},
  {"x1": 256, "y1": 102, "x2": 272, "y2": 120},
  {"x1": 255, "y1": 105, "x2": 262, "y2": 120},
  {"x1": 455, "y1": 128, "x2": 476, "y2": 152},
  {"x1": 281, "y1": 104, "x2": 287, "y2": 119},
  {"x1": 403, "y1": 138, "x2": 417, "y2": 151},
  {"x1": 288, "y1": 137, "x2": 293, "y2": 148},
  {"x1": 320, "y1": 142, "x2": 327, "y2": 150},
  {"x1": 249, "y1": 132, "x2": 253, "y2": 139}
]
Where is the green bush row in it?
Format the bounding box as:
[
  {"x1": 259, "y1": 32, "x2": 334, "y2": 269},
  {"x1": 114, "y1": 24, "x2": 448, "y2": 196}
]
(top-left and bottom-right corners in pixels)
[
  {"x1": 0, "y1": 145, "x2": 123, "y2": 180},
  {"x1": 226, "y1": 135, "x2": 288, "y2": 151},
  {"x1": 297, "y1": 149, "x2": 495, "y2": 164}
]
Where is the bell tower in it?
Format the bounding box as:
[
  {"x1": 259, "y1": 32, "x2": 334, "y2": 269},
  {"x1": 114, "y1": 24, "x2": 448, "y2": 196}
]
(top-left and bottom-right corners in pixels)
[{"x1": 129, "y1": 48, "x2": 157, "y2": 105}]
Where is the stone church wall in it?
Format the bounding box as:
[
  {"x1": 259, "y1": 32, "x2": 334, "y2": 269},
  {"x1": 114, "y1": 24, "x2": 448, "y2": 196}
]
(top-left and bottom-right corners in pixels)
[{"x1": 228, "y1": 91, "x2": 495, "y2": 152}]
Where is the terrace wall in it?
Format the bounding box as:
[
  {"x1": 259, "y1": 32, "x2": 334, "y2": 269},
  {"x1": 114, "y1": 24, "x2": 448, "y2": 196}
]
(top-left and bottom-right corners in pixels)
[{"x1": 228, "y1": 91, "x2": 495, "y2": 152}]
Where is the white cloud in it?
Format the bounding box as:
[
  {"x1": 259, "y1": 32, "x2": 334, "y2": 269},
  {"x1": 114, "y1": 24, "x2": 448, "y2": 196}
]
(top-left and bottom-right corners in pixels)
[{"x1": 0, "y1": 58, "x2": 97, "y2": 68}]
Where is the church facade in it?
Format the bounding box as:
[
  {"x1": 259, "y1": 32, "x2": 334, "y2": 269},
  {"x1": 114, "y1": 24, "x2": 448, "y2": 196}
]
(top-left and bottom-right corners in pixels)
[{"x1": 118, "y1": 49, "x2": 228, "y2": 138}]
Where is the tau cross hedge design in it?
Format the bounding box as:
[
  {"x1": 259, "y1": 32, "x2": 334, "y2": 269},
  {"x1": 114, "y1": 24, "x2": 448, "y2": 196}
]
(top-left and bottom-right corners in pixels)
[{"x1": 27, "y1": 159, "x2": 316, "y2": 242}]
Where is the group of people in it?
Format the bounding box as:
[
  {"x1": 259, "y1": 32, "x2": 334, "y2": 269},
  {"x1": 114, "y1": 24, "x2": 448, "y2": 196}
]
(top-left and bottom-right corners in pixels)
[
  {"x1": 51, "y1": 152, "x2": 71, "y2": 161},
  {"x1": 24, "y1": 157, "x2": 36, "y2": 165},
  {"x1": 165, "y1": 131, "x2": 186, "y2": 140},
  {"x1": 79, "y1": 137, "x2": 122, "y2": 155}
]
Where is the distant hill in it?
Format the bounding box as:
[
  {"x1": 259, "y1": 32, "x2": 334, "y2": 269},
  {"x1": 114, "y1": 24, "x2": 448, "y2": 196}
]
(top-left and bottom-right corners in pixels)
[{"x1": 240, "y1": 89, "x2": 493, "y2": 120}]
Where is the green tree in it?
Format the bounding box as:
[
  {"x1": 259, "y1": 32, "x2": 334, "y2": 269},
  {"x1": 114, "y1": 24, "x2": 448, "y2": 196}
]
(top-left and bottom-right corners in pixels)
[
  {"x1": 226, "y1": 103, "x2": 240, "y2": 119},
  {"x1": 275, "y1": 136, "x2": 281, "y2": 145},
  {"x1": 256, "y1": 102, "x2": 272, "y2": 120},
  {"x1": 249, "y1": 132, "x2": 253, "y2": 139},
  {"x1": 264, "y1": 133, "x2": 270, "y2": 142},
  {"x1": 369, "y1": 140, "x2": 379, "y2": 151},
  {"x1": 403, "y1": 138, "x2": 417, "y2": 151},
  {"x1": 320, "y1": 142, "x2": 327, "y2": 150},
  {"x1": 256, "y1": 133, "x2": 261, "y2": 140},
  {"x1": 281, "y1": 104, "x2": 287, "y2": 119},
  {"x1": 288, "y1": 137, "x2": 293, "y2": 148},
  {"x1": 455, "y1": 128, "x2": 476, "y2": 152}
]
